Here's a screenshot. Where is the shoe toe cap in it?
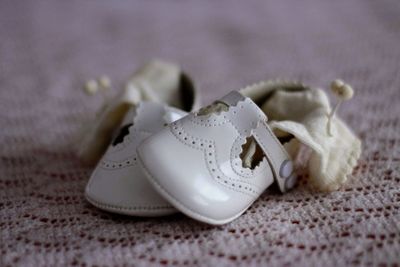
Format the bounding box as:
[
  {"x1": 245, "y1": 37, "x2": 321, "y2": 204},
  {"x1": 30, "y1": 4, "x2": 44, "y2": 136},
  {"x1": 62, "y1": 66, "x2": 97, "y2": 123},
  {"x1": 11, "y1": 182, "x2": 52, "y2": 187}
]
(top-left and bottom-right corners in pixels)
[
  {"x1": 138, "y1": 129, "x2": 255, "y2": 224},
  {"x1": 85, "y1": 163, "x2": 176, "y2": 216}
]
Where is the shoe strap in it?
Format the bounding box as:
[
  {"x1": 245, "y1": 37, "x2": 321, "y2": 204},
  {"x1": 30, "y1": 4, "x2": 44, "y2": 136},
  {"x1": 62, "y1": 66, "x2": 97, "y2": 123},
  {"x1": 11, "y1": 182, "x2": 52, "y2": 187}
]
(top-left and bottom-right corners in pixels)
[{"x1": 219, "y1": 91, "x2": 296, "y2": 193}]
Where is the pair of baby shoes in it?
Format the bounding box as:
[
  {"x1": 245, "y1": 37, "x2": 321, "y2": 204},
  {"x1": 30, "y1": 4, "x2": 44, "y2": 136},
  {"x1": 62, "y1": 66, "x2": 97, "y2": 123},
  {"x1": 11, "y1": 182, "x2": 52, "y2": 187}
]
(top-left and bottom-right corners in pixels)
[{"x1": 82, "y1": 60, "x2": 358, "y2": 225}]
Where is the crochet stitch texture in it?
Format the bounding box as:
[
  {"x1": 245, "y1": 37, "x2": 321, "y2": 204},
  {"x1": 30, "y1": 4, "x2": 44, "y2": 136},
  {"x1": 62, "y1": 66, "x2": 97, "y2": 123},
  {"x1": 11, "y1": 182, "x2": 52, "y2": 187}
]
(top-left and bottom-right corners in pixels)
[{"x1": 0, "y1": 1, "x2": 399, "y2": 266}]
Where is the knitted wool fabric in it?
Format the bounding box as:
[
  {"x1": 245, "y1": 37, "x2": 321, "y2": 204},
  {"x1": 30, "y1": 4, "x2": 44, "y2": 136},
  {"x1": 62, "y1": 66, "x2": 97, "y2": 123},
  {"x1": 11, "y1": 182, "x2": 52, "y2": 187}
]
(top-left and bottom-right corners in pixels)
[
  {"x1": 263, "y1": 86, "x2": 362, "y2": 191},
  {"x1": 0, "y1": 1, "x2": 399, "y2": 266}
]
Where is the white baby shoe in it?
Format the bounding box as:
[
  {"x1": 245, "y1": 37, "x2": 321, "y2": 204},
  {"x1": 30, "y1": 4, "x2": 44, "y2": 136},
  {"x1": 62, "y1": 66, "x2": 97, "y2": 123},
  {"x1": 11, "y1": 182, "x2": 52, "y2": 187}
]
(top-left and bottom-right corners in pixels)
[
  {"x1": 84, "y1": 60, "x2": 200, "y2": 216},
  {"x1": 137, "y1": 82, "x2": 297, "y2": 224}
]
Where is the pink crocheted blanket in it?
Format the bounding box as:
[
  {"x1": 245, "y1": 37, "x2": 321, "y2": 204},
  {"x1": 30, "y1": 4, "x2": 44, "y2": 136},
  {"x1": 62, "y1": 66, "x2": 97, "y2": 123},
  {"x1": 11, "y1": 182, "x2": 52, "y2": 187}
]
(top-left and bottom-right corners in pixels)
[{"x1": 0, "y1": 1, "x2": 399, "y2": 266}]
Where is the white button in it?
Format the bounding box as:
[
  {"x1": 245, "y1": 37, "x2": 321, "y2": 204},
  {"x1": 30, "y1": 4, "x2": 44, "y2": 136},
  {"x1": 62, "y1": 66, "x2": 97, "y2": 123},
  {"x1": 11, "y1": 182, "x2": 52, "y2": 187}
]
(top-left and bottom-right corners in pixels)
[
  {"x1": 279, "y1": 160, "x2": 293, "y2": 178},
  {"x1": 285, "y1": 174, "x2": 297, "y2": 190}
]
